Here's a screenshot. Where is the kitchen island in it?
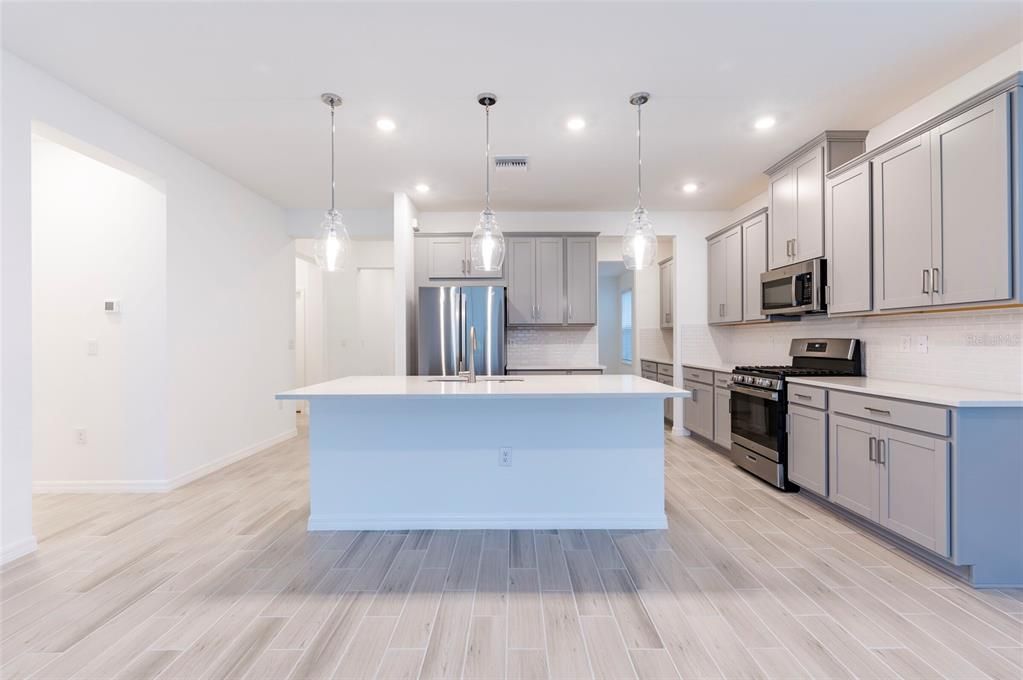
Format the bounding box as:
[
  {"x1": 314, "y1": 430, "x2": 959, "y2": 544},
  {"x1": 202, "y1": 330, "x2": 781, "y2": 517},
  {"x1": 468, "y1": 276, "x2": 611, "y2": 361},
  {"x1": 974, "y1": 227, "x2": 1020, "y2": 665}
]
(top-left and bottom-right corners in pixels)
[{"x1": 276, "y1": 374, "x2": 687, "y2": 530}]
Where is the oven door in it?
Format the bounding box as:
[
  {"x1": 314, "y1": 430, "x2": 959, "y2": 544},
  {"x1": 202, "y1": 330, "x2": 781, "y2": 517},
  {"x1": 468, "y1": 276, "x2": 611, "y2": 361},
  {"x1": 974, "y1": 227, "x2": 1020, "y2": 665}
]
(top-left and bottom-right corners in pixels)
[{"x1": 729, "y1": 384, "x2": 784, "y2": 461}]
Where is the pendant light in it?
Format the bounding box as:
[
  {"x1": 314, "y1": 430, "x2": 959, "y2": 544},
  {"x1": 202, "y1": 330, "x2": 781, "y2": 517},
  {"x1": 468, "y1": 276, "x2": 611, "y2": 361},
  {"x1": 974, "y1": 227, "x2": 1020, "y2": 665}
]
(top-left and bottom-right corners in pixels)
[
  {"x1": 622, "y1": 92, "x2": 656, "y2": 270},
  {"x1": 313, "y1": 92, "x2": 352, "y2": 273},
  {"x1": 469, "y1": 92, "x2": 505, "y2": 272}
]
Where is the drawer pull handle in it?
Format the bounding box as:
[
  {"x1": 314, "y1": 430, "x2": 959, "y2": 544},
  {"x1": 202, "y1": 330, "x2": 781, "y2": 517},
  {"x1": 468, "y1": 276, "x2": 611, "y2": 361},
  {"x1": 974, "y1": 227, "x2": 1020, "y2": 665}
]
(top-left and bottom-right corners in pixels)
[
  {"x1": 793, "y1": 393, "x2": 812, "y2": 400},
  {"x1": 746, "y1": 455, "x2": 757, "y2": 463},
  {"x1": 864, "y1": 407, "x2": 891, "y2": 416}
]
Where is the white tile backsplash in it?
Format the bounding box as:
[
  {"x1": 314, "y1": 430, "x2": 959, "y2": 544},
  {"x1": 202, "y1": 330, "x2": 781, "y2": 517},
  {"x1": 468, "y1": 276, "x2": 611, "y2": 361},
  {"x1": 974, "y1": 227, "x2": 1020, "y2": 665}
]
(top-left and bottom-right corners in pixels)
[
  {"x1": 682, "y1": 309, "x2": 1023, "y2": 393},
  {"x1": 638, "y1": 327, "x2": 674, "y2": 363},
  {"x1": 507, "y1": 327, "x2": 599, "y2": 366}
]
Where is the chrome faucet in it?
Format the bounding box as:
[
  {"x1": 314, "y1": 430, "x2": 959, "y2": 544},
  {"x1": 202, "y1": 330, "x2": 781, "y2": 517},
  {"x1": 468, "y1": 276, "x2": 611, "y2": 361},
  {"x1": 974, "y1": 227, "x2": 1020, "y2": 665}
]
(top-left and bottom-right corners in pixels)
[{"x1": 459, "y1": 326, "x2": 478, "y2": 383}]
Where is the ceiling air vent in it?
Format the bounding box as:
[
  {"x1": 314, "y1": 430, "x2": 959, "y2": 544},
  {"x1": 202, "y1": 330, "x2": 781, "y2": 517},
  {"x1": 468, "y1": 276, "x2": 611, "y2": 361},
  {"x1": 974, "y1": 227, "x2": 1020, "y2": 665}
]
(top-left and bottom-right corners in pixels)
[{"x1": 494, "y1": 155, "x2": 529, "y2": 173}]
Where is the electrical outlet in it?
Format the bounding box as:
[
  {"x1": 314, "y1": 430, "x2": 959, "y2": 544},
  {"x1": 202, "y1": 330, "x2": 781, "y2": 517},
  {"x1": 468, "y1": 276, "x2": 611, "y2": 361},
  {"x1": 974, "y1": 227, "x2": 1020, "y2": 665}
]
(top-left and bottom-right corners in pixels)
[
  {"x1": 499, "y1": 447, "x2": 513, "y2": 467},
  {"x1": 75, "y1": 428, "x2": 87, "y2": 446},
  {"x1": 86, "y1": 339, "x2": 99, "y2": 356},
  {"x1": 914, "y1": 335, "x2": 928, "y2": 353},
  {"x1": 899, "y1": 335, "x2": 912, "y2": 353}
]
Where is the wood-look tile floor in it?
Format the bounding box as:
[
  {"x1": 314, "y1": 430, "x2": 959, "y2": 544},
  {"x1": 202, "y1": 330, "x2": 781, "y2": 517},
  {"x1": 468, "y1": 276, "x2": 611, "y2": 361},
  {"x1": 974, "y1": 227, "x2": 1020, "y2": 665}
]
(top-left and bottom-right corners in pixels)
[{"x1": 3, "y1": 428, "x2": 1022, "y2": 680}]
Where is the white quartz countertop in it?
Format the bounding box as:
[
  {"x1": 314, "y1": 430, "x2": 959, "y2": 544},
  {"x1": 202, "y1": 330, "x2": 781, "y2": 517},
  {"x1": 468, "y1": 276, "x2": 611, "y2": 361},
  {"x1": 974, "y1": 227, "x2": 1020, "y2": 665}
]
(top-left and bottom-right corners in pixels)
[
  {"x1": 277, "y1": 374, "x2": 688, "y2": 400},
  {"x1": 506, "y1": 363, "x2": 606, "y2": 371},
  {"x1": 786, "y1": 376, "x2": 1023, "y2": 408},
  {"x1": 681, "y1": 361, "x2": 734, "y2": 374}
]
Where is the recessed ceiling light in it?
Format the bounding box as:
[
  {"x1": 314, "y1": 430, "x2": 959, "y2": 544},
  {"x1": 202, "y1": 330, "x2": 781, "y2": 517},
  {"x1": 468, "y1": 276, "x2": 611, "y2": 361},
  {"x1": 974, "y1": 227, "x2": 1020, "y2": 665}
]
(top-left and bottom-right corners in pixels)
[
  {"x1": 376, "y1": 118, "x2": 396, "y2": 132},
  {"x1": 415, "y1": 183, "x2": 430, "y2": 194},
  {"x1": 566, "y1": 117, "x2": 586, "y2": 131},
  {"x1": 754, "y1": 116, "x2": 776, "y2": 130},
  {"x1": 682, "y1": 182, "x2": 699, "y2": 194}
]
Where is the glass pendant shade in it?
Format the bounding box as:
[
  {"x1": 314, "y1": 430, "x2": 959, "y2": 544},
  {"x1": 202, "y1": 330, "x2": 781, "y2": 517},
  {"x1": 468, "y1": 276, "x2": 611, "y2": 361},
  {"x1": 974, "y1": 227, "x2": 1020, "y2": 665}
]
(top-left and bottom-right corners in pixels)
[
  {"x1": 470, "y1": 208, "x2": 505, "y2": 272},
  {"x1": 623, "y1": 207, "x2": 656, "y2": 270},
  {"x1": 313, "y1": 209, "x2": 352, "y2": 273}
]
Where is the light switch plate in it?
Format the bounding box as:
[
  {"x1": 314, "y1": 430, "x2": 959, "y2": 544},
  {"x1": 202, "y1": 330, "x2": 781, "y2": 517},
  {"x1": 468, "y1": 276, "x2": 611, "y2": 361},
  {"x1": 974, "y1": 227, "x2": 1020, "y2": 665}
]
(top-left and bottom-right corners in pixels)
[{"x1": 914, "y1": 335, "x2": 928, "y2": 353}]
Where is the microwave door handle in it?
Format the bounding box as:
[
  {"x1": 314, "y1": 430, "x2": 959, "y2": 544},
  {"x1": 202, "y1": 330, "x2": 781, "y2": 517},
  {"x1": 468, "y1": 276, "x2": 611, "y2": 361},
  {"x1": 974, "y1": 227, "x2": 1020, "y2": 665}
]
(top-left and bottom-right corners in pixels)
[{"x1": 791, "y1": 277, "x2": 798, "y2": 307}]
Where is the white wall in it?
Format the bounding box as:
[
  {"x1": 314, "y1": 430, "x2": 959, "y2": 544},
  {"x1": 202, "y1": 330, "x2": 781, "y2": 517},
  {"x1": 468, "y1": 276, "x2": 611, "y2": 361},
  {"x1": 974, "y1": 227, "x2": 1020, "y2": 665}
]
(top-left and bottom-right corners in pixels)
[
  {"x1": 2, "y1": 52, "x2": 295, "y2": 561},
  {"x1": 31, "y1": 135, "x2": 169, "y2": 487},
  {"x1": 393, "y1": 193, "x2": 417, "y2": 375}
]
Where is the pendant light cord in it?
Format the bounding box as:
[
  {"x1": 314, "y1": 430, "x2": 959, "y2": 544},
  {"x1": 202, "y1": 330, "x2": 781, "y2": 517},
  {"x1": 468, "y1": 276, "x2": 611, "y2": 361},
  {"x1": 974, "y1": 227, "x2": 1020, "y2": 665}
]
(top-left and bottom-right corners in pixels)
[
  {"x1": 636, "y1": 101, "x2": 643, "y2": 211},
  {"x1": 330, "y1": 102, "x2": 336, "y2": 213},
  {"x1": 484, "y1": 103, "x2": 491, "y2": 212}
]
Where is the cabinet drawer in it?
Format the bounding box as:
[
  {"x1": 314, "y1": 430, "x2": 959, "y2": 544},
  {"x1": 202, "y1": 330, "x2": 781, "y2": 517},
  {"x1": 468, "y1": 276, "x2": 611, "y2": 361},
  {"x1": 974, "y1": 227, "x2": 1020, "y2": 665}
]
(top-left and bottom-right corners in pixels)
[
  {"x1": 641, "y1": 360, "x2": 658, "y2": 374},
  {"x1": 657, "y1": 375, "x2": 674, "y2": 387},
  {"x1": 714, "y1": 372, "x2": 732, "y2": 388},
  {"x1": 787, "y1": 385, "x2": 827, "y2": 410},
  {"x1": 830, "y1": 391, "x2": 949, "y2": 437},
  {"x1": 682, "y1": 367, "x2": 713, "y2": 385},
  {"x1": 642, "y1": 370, "x2": 659, "y2": 381},
  {"x1": 657, "y1": 363, "x2": 673, "y2": 378}
]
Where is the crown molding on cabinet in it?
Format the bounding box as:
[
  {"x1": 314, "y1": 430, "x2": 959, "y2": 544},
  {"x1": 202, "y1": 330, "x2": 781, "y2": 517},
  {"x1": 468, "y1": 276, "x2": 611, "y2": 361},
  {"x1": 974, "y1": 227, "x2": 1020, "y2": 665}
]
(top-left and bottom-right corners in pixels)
[
  {"x1": 763, "y1": 130, "x2": 870, "y2": 176},
  {"x1": 705, "y1": 206, "x2": 769, "y2": 242}
]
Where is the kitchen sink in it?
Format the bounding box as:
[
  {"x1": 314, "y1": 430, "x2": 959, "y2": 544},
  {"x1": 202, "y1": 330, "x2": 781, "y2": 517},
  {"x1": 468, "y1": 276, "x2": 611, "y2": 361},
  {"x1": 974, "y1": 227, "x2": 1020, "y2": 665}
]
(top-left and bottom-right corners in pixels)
[{"x1": 426, "y1": 377, "x2": 525, "y2": 383}]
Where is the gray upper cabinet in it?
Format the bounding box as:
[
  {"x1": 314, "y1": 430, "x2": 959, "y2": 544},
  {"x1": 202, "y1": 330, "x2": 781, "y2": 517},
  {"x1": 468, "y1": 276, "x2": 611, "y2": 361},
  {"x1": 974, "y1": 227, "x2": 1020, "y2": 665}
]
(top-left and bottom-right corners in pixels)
[
  {"x1": 506, "y1": 238, "x2": 536, "y2": 324},
  {"x1": 741, "y1": 212, "x2": 767, "y2": 322},
  {"x1": 930, "y1": 92, "x2": 1012, "y2": 307},
  {"x1": 828, "y1": 414, "x2": 878, "y2": 522},
  {"x1": 878, "y1": 426, "x2": 950, "y2": 557},
  {"x1": 659, "y1": 258, "x2": 673, "y2": 328},
  {"x1": 535, "y1": 237, "x2": 564, "y2": 324},
  {"x1": 707, "y1": 225, "x2": 742, "y2": 324},
  {"x1": 427, "y1": 237, "x2": 471, "y2": 279},
  {"x1": 766, "y1": 131, "x2": 868, "y2": 270},
  {"x1": 788, "y1": 403, "x2": 827, "y2": 496},
  {"x1": 874, "y1": 134, "x2": 935, "y2": 311},
  {"x1": 874, "y1": 91, "x2": 1012, "y2": 312},
  {"x1": 425, "y1": 236, "x2": 502, "y2": 280},
  {"x1": 825, "y1": 161, "x2": 873, "y2": 314},
  {"x1": 566, "y1": 237, "x2": 597, "y2": 324}
]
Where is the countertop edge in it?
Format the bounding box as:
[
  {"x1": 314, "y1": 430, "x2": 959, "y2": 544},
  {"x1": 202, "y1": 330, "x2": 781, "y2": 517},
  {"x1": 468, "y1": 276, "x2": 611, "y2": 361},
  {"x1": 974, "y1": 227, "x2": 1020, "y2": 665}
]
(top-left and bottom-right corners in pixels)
[
  {"x1": 277, "y1": 391, "x2": 689, "y2": 400},
  {"x1": 786, "y1": 377, "x2": 1023, "y2": 408}
]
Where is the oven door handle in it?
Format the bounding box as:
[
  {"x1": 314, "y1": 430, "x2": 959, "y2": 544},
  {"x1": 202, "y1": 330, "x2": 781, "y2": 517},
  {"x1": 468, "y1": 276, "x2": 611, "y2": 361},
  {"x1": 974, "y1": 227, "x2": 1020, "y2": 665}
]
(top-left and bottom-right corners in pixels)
[{"x1": 729, "y1": 384, "x2": 779, "y2": 402}]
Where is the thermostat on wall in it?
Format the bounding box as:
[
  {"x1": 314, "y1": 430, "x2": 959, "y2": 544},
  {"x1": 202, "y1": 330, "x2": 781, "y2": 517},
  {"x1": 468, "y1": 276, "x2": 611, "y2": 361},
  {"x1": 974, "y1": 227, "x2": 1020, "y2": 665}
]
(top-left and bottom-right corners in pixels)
[{"x1": 104, "y1": 300, "x2": 121, "y2": 313}]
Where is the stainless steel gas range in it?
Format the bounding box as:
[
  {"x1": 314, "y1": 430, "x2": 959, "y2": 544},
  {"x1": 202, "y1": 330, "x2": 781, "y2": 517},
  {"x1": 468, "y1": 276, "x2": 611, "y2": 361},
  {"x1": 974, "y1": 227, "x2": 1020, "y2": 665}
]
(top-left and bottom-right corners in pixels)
[{"x1": 728, "y1": 338, "x2": 863, "y2": 490}]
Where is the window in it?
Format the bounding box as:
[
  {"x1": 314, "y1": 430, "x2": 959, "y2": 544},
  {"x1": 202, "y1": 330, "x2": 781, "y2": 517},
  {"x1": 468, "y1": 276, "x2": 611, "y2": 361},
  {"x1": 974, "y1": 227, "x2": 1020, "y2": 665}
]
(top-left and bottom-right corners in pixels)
[{"x1": 620, "y1": 289, "x2": 633, "y2": 364}]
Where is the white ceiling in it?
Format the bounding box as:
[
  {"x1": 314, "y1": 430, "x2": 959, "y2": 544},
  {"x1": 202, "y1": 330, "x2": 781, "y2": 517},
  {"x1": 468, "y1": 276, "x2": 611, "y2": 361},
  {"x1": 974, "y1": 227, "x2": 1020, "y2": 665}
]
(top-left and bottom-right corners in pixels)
[{"x1": 4, "y1": 2, "x2": 1020, "y2": 211}]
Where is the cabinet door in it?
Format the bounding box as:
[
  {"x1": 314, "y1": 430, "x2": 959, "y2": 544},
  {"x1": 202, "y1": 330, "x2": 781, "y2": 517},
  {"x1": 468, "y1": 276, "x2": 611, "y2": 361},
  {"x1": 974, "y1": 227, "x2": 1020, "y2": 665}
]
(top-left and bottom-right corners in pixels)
[
  {"x1": 826, "y1": 162, "x2": 873, "y2": 314},
  {"x1": 427, "y1": 237, "x2": 469, "y2": 279},
  {"x1": 723, "y1": 226, "x2": 743, "y2": 322},
  {"x1": 659, "y1": 260, "x2": 673, "y2": 328},
  {"x1": 506, "y1": 238, "x2": 536, "y2": 324},
  {"x1": 874, "y1": 135, "x2": 934, "y2": 310},
  {"x1": 828, "y1": 414, "x2": 878, "y2": 521},
  {"x1": 931, "y1": 92, "x2": 1012, "y2": 307},
  {"x1": 742, "y1": 214, "x2": 767, "y2": 321},
  {"x1": 565, "y1": 237, "x2": 596, "y2": 324},
  {"x1": 707, "y1": 234, "x2": 725, "y2": 323},
  {"x1": 713, "y1": 387, "x2": 731, "y2": 448},
  {"x1": 788, "y1": 404, "x2": 828, "y2": 496},
  {"x1": 768, "y1": 169, "x2": 796, "y2": 270},
  {"x1": 534, "y1": 237, "x2": 564, "y2": 324},
  {"x1": 682, "y1": 381, "x2": 713, "y2": 439},
  {"x1": 878, "y1": 427, "x2": 950, "y2": 556},
  {"x1": 793, "y1": 146, "x2": 824, "y2": 263}
]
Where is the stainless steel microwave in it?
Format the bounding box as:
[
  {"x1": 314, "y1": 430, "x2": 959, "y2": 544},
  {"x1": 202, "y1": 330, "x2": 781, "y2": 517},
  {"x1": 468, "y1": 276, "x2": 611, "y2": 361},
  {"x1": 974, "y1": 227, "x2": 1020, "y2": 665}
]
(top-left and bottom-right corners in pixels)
[{"x1": 760, "y1": 258, "x2": 827, "y2": 316}]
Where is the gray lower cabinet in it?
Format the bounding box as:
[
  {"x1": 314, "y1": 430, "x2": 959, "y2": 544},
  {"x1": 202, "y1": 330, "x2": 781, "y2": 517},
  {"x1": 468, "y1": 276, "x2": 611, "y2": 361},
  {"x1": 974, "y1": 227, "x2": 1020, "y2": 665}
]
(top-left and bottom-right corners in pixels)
[
  {"x1": 828, "y1": 414, "x2": 879, "y2": 522},
  {"x1": 741, "y1": 212, "x2": 767, "y2": 321},
  {"x1": 828, "y1": 412, "x2": 950, "y2": 556},
  {"x1": 682, "y1": 380, "x2": 714, "y2": 439},
  {"x1": 566, "y1": 237, "x2": 596, "y2": 324},
  {"x1": 787, "y1": 403, "x2": 827, "y2": 496},
  {"x1": 707, "y1": 225, "x2": 742, "y2": 324},
  {"x1": 825, "y1": 161, "x2": 873, "y2": 314},
  {"x1": 713, "y1": 387, "x2": 731, "y2": 448},
  {"x1": 878, "y1": 426, "x2": 949, "y2": 556}
]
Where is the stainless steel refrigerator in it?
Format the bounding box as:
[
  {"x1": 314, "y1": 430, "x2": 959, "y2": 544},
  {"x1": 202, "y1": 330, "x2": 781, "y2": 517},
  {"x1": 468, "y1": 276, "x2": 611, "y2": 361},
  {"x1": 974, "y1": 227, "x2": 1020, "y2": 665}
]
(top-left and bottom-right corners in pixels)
[{"x1": 417, "y1": 286, "x2": 506, "y2": 377}]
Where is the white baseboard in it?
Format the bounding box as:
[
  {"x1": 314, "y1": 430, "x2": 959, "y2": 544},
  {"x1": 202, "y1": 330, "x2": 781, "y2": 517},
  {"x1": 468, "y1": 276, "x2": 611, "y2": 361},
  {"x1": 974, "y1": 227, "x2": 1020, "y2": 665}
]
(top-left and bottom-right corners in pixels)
[
  {"x1": 1, "y1": 536, "x2": 38, "y2": 565},
  {"x1": 307, "y1": 512, "x2": 668, "y2": 531},
  {"x1": 33, "y1": 428, "x2": 297, "y2": 494}
]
